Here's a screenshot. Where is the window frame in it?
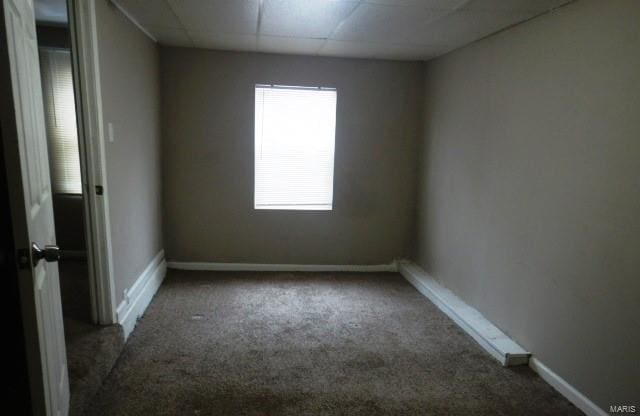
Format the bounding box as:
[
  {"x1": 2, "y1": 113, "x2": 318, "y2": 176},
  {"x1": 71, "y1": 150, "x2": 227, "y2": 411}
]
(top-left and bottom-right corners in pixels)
[{"x1": 253, "y1": 83, "x2": 337, "y2": 212}]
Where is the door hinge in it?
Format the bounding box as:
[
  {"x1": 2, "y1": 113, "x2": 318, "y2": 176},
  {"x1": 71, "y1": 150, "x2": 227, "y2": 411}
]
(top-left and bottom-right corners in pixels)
[{"x1": 95, "y1": 185, "x2": 104, "y2": 195}]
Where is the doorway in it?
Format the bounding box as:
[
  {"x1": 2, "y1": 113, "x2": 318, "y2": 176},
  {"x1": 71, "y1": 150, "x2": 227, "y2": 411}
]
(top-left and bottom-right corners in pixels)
[
  {"x1": 2, "y1": 0, "x2": 121, "y2": 413},
  {"x1": 36, "y1": 8, "x2": 92, "y2": 325},
  {"x1": 35, "y1": 1, "x2": 124, "y2": 414}
]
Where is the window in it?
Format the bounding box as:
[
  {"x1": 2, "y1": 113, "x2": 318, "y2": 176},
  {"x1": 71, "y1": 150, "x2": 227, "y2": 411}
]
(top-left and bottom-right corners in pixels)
[
  {"x1": 254, "y1": 85, "x2": 337, "y2": 210},
  {"x1": 39, "y1": 48, "x2": 82, "y2": 194}
]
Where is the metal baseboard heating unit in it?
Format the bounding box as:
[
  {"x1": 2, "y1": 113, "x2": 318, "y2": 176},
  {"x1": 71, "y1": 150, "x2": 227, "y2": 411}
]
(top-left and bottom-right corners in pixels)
[{"x1": 398, "y1": 260, "x2": 530, "y2": 366}]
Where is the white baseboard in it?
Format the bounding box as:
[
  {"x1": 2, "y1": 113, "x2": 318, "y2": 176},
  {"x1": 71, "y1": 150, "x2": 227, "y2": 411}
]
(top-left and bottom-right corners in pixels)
[
  {"x1": 399, "y1": 261, "x2": 607, "y2": 415},
  {"x1": 116, "y1": 250, "x2": 166, "y2": 340},
  {"x1": 529, "y1": 358, "x2": 608, "y2": 416},
  {"x1": 397, "y1": 261, "x2": 530, "y2": 366},
  {"x1": 166, "y1": 261, "x2": 398, "y2": 273}
]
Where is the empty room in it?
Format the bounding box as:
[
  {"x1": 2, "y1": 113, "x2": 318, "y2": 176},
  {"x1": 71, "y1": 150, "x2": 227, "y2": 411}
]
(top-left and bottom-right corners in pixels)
[{"x1": 2, "y1": 0, "x2": 638, "y2": 415}]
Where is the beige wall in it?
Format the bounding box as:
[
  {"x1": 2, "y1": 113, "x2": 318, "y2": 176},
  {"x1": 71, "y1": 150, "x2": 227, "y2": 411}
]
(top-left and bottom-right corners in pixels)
[
  {"x1": 160, "y1": 48, "x2": 423, "y2": 265},
  {"x1": 415, "y1": 0, "x2": 640, "y2": 408},
  {"x1": 96, "y1": 0, "x2": 163, "y2": 304}
]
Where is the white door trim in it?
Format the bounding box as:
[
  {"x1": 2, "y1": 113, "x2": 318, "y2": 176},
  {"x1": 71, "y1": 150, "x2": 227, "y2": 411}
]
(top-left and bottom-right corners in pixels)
[{"x1": 68, "y1": 0, "x2": 117, "y2": 324}]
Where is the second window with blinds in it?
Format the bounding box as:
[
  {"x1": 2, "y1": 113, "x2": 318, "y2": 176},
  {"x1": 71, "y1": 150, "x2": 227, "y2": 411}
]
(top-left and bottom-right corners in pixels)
[{"x1": 254, "y1": 85, "x2": 337, "y2": 210}]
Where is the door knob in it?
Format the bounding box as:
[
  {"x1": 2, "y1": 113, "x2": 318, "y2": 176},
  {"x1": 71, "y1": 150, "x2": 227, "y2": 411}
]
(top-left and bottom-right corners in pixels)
[{"x1": 32, "y1": 243, "x2": 61, "y2": 264}]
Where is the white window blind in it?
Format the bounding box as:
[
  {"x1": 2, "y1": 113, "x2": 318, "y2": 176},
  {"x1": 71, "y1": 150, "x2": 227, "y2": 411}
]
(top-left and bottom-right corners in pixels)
[
  {"x1": 39, "y1": 48, "x2": 82, "y2": 194},
  {"x1": 254, "y1": 85, "x2": 337, "y2": 210}
]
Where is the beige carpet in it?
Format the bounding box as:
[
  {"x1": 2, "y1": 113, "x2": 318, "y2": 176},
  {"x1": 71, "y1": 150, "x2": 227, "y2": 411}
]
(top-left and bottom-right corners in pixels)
[{"x1": 85, "y1": 270, "x2": 583, "y2": 416}]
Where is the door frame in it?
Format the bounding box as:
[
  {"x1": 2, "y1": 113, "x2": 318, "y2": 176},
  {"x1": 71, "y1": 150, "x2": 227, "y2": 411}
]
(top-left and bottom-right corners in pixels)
[{"x1": 67, "y1": 0, "x2": 117, "y2": 325}]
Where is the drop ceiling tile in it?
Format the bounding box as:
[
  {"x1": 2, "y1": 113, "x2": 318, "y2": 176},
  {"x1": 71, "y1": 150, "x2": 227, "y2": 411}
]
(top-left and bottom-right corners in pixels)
[
  {"x1": 320, "y1": 40, "x2": 441, "y2": 60},
  {"x1": 113, "y1": 0, "x2": 181, "y2": 28},
  {"x1": 168, "y1": 0, "x2": 260, "y2": 34},
  {"x1": 461, "y1": 0, "x2": 572, "y2": 13},
  {"x1": 114, "y1": 0, "x2": 571, "y2": 61},
  {"x1": 146, "y1": 26, "x2": 193, "y2": 47},
  {"x1": 332, "y1": 3, "x2": 448, "y2": 45},
  {"x1": 360, "y1": 0, "x2": 466, "y2": 9},
  {"x1": 418, "y1": 9, "x2": 535, "y2": 48},
  {"x1": 258, "y1": 36, "x2": 325, "y2": 55},
  {"x1": 188, "y1": 31, "x2": 258, "y2": 52},
  {"x1": 260, "y1": 0, "x2": 359, "y2": 39}
]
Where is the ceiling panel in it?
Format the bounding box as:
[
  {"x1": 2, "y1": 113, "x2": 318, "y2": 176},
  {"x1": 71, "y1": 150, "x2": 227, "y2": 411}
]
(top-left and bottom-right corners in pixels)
[
  {"x1": 114, "y1": 0, "x2": 181, "y2": 28},
  {"x1": 416, "y1": 9, "x2": 536, "y2": 49},
  {"x1": 260, "y1": 0, "x2": 359, "y2": 39},
  {"x1": 461, "y1": 0, "x2": 571, "y2": 12},
  {"x1": 332, "y1": 3, "x2": 448, "y2": 45},
  {"x1": 360, "y1": 0, "x2": 466, "y2": 9},
  {"x1": 168, "y1": 0, "x2": 260, "y2": 34},
  {"x1": 112, "y1": 0, "x2": 574, "y2": 61}
]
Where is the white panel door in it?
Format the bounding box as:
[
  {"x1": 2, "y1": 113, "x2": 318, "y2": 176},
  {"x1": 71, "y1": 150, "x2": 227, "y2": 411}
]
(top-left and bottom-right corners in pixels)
[{"x1": 1, "y1": 0, "x2": 69, "y2": 415}]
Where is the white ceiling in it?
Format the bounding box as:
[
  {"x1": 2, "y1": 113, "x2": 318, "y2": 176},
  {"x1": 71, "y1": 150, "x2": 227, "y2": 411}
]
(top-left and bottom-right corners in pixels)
[{"x1": 112, "y1": 0, "x2": 572, "y2": 61}]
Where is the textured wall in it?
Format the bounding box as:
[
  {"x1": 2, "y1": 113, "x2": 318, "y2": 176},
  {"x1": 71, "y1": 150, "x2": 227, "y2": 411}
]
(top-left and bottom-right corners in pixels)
[
  {"x1": 95, "y1": 0, "x2": 163, "y2": 304},
  {"x1": 160, "y1": 48, "x2": 423, "y2": 265},
  {"x1": 415, "y1": 0, "x2": 640, "y2": 408}
]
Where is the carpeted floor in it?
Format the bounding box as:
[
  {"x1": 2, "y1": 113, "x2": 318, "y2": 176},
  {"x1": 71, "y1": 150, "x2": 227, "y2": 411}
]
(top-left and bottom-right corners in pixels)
[
  {"x1": 85, "y1": 270, "x2": 583, "y2": 416},
  {"x1": 58, "y1": 259, "x2": 124, "y2": 416},
  {"x1": 64, "y1": 317, "x2": 124, "y2": 416}
]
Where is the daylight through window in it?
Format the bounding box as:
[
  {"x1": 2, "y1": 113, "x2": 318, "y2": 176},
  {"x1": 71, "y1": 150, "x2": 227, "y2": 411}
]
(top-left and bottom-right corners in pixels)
[{"x1": 254, "y1": 85, "x2": 337, "y2": 210}]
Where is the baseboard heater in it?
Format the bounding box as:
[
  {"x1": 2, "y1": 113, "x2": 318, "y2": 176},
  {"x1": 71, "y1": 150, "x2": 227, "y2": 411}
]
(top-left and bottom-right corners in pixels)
[{"x1": 397, "y1": 260, "x2": 530, "y2": 367}]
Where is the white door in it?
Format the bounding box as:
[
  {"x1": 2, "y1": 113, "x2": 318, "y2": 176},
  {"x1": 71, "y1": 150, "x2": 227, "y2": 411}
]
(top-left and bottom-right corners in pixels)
[{"x1": 1, "y1": 0, "x2": 70, "y2": 415}]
